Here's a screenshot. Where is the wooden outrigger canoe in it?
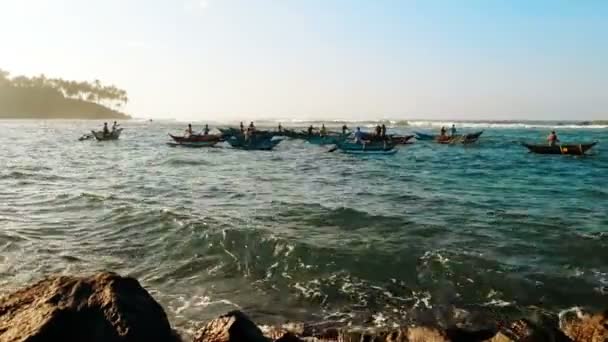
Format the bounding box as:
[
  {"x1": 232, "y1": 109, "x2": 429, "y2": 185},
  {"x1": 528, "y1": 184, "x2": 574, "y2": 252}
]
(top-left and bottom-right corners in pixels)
[{"x1": 522, "y1": 142, "x2": 597, "y2": 155}]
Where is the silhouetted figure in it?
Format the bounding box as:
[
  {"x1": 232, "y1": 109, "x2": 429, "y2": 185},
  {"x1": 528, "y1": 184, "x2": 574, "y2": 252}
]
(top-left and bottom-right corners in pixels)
[{"x1": 547, "y1": 131, "x2": 559, "y2": 146}]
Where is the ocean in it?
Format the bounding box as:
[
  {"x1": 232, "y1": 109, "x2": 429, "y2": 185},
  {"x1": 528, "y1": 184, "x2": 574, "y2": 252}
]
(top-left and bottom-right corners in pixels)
[{"x1": 0, "y1": 119, "x2": 606, "y2": 335}]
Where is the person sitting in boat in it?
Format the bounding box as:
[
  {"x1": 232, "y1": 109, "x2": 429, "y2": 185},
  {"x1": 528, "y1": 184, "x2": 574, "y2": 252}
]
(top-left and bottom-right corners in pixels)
[
  {"x1": 102, "y1": 122, "x2": 110, "y2": 136},
  {"x1": 203, "y1": 124, "x2": 210, "y2": 135},
  {"x1": 381, "y1": 124, "x2": 387, "y2": 138},
  {"x1": 450, "y1": 124, "x2": 456, "y2": 136},
  {"x1": 112, "y1": 121, "x2": 119, "y2": 132},
  {"x1": 308, "y1": 125, "x2": 314, "y2": 136},
  {"x1": 547, "y1": 131, "x2": 559, "y2": 146},
  {"x1": 320, "y1": 124, "x2": 327, "y2": 136},
  {"x1": 354, "y1": 127, "x2": 365, "y2": 143},
  {"x1": 185, "y1": 124, "x2": 193, "y2": 137},
  {"x1": 342, "y1": 124, "x2": 348, "y2": 135}
]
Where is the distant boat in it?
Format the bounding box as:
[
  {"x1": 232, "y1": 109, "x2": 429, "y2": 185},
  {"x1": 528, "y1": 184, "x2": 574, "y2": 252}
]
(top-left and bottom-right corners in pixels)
[
  {"x1": 334, "y1": 141, "x2": 397, "y2": 155},
  {"x1": 91, "y1": 128, "x2": 122, "y2": 141},
  {"x1": 168, "y1": 133, "x2": 221, "y2": 147},
  {"x1": 522, "y1": 142, "x2": 598, "y2": 155},
  {"x1": 416, "y1": 131, "x2": 483, "y2": 144},
  {"x1": 226, "y1": 135, "x2": 282, "y2": 150}
]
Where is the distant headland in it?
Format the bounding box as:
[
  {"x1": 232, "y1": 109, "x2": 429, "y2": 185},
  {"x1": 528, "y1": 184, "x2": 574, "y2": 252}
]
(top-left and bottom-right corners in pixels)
[{"x1": 0, "y1": 68, "x2": 131, "y2": 120}]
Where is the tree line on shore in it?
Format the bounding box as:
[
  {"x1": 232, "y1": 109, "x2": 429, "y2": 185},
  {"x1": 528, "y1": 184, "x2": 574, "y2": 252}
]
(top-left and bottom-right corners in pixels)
[{"x1": 0, "y1": 68, "x2": 128, "y2": 111}]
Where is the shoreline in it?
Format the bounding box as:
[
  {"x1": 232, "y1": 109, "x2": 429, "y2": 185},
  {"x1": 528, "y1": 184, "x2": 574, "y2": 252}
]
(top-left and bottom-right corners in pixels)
[{"x1": 0, "y1": 272, "x2": 605, "y2": 341}]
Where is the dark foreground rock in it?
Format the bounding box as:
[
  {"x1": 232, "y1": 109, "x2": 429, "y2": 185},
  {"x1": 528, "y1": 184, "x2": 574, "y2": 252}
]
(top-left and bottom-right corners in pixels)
[
  {"x1": 1, "y1": 271, "x2": 606, "y2": 342},
  {"x1": 0, "y1": 272, "x2": 180, "y2": 342},
  {"x1": 194, "y1": 310, "x2": 608, "y2": 342}
]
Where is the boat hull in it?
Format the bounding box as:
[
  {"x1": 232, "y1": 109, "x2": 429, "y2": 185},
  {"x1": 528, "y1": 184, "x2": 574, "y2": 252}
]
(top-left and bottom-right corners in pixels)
[
  {"x1": 522, "y1": 142, "x2": 597, "y2": 155},
  {"x1": 91, "y1": 129, "x2": 122, "y2": 141},
  {"x1": 336, "y1": 141, "x2": 397, "y2": 154},
  {"x1": 414, "y1": 132, "x2": 436, "y2": 140},
  {"x1": 306, "y1": 135, "x2": 342, "y2": 145},
  {"x1": 341, "y1": 148, "x2": 397, "y2": 155},
  {"x1": 227, "y1": 136, "x2": 282, "y2": 150},
  {"x1": 166, "y1": 141, "x2": 219, "y2": 148},
  {"x1": 169, "y1": 133, "x2": 222, "y2": 145}
]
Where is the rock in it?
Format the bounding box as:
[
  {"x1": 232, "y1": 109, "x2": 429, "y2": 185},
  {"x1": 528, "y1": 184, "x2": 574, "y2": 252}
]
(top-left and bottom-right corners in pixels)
[
  {"x1": 560, "y1": 310, "x2": 608, "y2": 342},
  {"x1": 193, "y1": 310, "x2": 268, "y2": 342},
  {"x1": 274, "y1": 332, "x2": 303, "y2": 342},
  {"x1": 485, "y1": 319, "x2": 571, "y2": 342},
  {"x1": 0, "y1": 271, "x2": 180, "y2": 342},
  {"x1": 403, "y1": 327, "x2": 447, "y2": 342}
]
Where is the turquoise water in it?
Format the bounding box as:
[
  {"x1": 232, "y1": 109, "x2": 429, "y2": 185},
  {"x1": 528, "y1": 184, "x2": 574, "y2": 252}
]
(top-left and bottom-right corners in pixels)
[{"x1": 0, "y1": 120, "x2": 606, "y2": 333}]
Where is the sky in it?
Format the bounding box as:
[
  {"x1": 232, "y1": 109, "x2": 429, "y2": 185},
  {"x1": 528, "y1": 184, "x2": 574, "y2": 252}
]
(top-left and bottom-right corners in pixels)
[{"x1": 0, "y1": 0, "x2": 607, "y2": 121}]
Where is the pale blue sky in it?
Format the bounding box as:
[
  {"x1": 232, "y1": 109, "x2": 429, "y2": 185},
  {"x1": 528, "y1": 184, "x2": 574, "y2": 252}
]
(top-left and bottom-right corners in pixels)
[{"x1": 1, "y1": 0, "x2": 606, "y2": 120}]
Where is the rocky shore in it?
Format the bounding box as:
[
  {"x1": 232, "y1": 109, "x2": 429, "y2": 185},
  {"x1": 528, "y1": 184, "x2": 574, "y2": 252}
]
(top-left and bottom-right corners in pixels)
[{"x1": 0, "y1": 272, "x2": 605, "y2": 342}]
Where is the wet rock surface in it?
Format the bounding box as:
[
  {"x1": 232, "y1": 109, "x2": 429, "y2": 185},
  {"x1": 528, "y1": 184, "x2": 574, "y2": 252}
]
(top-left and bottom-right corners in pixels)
[
  {"x1": 1, "y1": 272, "x2": 606, "y2": 342},
  {"x1": 0, "y1": 272, "x2": 180, "y2": 342}
]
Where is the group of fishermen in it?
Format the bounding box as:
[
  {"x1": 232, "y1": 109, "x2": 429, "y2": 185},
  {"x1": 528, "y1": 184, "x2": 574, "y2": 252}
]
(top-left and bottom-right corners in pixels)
[
  {"x1": 184, "y1": 123, "x2": 210, "y2": 137},
  {"x1": 439, "y1": 124, "x2": 458, "y2": 138},
  {"x1": 101, "y1": 121, "x2": 120, "y2": 136},
  {"x1": 181, "y1": 121, "x2": 561, "y2": 147}
]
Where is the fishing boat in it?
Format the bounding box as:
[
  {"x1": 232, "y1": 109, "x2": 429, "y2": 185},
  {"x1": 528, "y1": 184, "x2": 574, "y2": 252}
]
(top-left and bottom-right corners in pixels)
[
  {"x1": 335, "y1": 141, "x2": 398, "y2": 155},
  {"x1": 414, "y1": 132, "x2": 436, "y2": 141},
  {"x1": 226, "y1": 135, "x2": 282, "y2": 150},
  {"x1": 437, "y1": 131, "x2": 484, "y2": 144},
  {"x1": 306, "y1": 135, "x2": 343, "y2": 145},
  {"x1": 522, "y1": 142, "x2": 598, "y2": 155},
  {"x1": 390, "y1": 135, "x2": 415, "y2": 145},
  {"x1": 168, "y1": 134, "x2": 221, "y2": 147},
  {"x1": 91, "y1": 128, "x2": 122, "y2": 141}
]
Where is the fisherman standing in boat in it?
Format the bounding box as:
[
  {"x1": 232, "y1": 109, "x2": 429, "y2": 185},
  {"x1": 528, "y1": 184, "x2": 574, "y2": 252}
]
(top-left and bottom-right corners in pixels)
[
  {"x1": 375, "y1": 125, "x2": 382, "y2": 136},
  {"x1": 203, "y1": 124, "x2": 210, "y2": 135},
  {"x1": 112, "y1": 121, "x2": 119, "y2": 132},
  {"x1": 185, "y1": 124, "x2": 193, "y2": 137},
  {"x1": 440, "y1": 126, "x2": 447, "y2": 137},
  {"x1": 320, "y1": 124, "x2": 327, "y2": 136},
  {"x1": 249, "y1": 122, "x2": 256, "y2": 132},
  {"x1": 240, "y1": 121, "x2": 245, "y2": 133},
  {"x1": 102, "y1": 122, "x2": 110, "y2": 137},
  {"x1": 278, "y1": 123, "x2": 283, "y2": 132},
  {"x1": 308, "y1": 125, "x2": 314, "y2": 136},
  {"x1": 547, "y1": 131, "x2": 559, "y2": 146},
  {"x1": 354, "y1": 127, "x2": 365, "y2": 144},
  {"x1": 381, "y1": 124, "x2": 387, "y2": 138},
  {"x1": 450, "y1": 124, "x2": 457, "y2": 136},
  {"x1": 342, "y1": 124, "x2": 348, "y2": 135}
]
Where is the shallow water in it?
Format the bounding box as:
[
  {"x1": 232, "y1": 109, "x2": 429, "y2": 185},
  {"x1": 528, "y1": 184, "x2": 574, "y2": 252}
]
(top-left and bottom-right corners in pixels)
[{"x1": 0, "y1": 120, "x2": 606, "y2": 333}]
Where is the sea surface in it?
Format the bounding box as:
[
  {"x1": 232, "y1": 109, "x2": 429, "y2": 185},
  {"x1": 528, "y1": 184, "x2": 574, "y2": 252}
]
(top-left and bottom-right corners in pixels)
[{"x1": 0, "y1": 119, "x2": 606, "y2": 335}]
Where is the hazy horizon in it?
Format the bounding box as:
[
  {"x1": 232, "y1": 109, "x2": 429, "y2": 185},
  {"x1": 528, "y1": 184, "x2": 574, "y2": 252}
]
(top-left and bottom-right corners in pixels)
[{"x1": 1, "y1": 0, "x2": 606, "y2": 121}]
